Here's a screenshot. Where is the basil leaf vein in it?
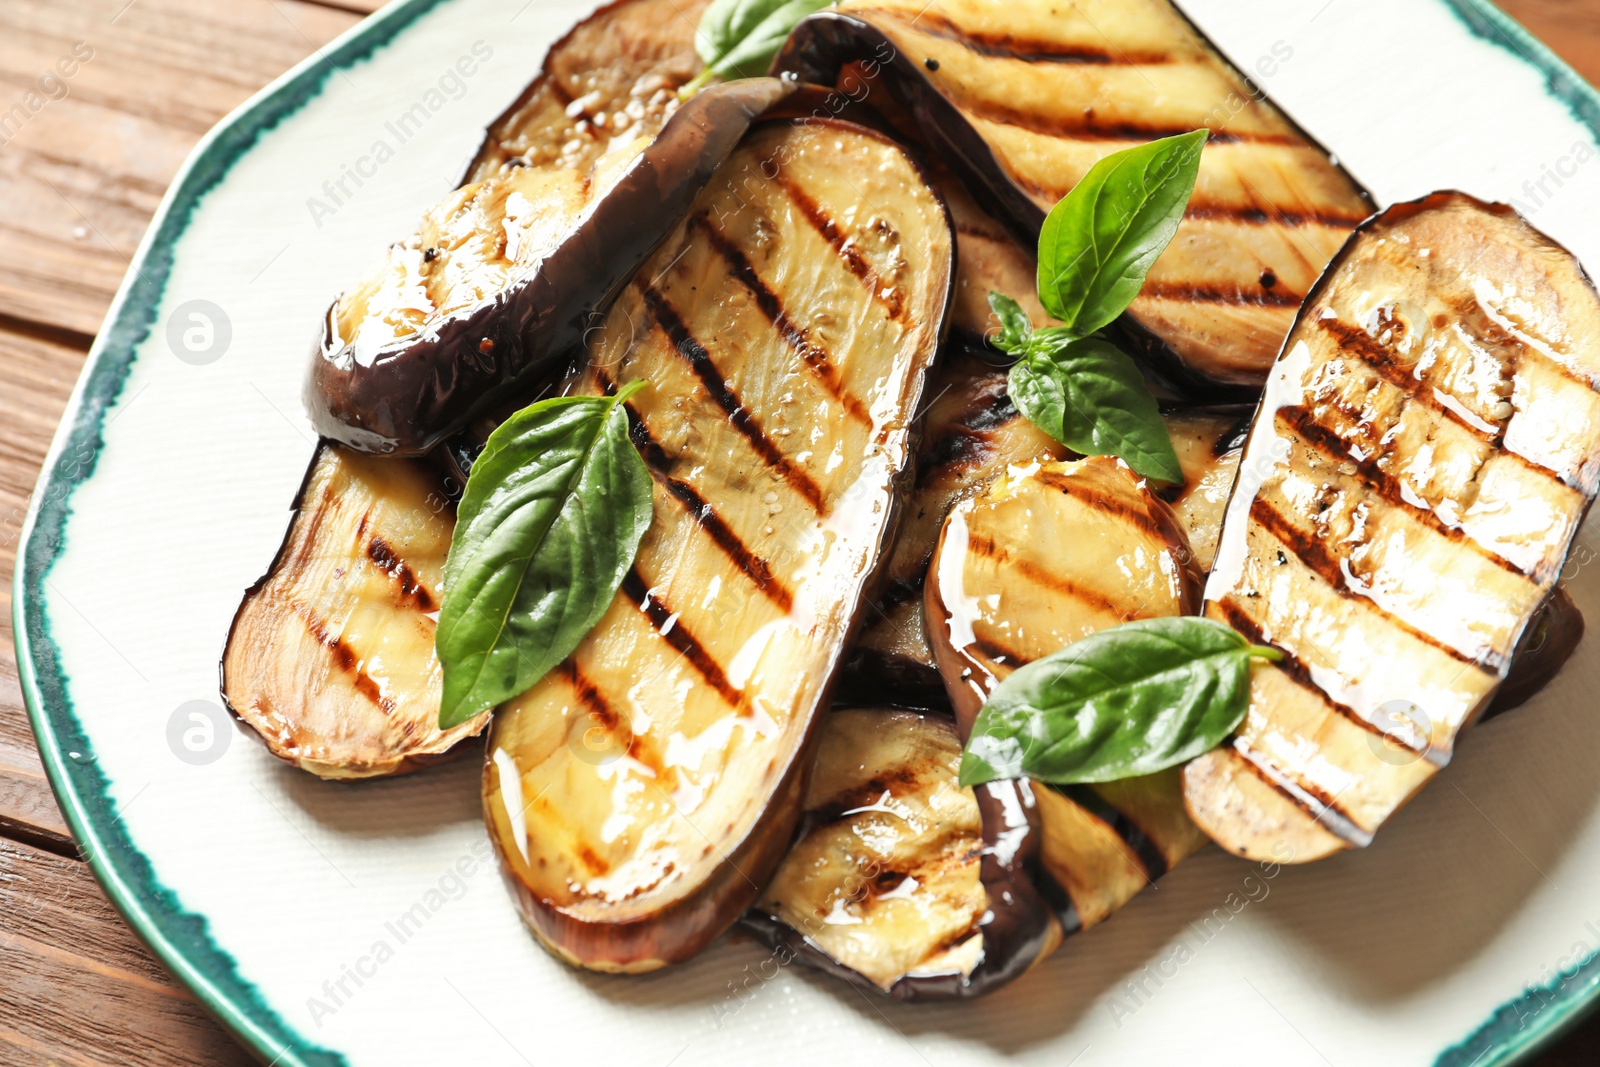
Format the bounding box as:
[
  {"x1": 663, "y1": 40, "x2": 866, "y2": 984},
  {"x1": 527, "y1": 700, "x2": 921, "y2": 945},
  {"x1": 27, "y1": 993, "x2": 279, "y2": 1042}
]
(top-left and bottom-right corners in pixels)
[
  {"x1": 1037, "y1": 130, "x2": 1208, "y2": 336},
  {"x1": 1007, "y1": 333, "x2": 1183, "y2": 483},
  {"x1": 959, "y1": 617, "x2": 1280, "y2": 788},
  {"x1": 436, "y1": 381, "x2": 653, "y2": 728},
  {"x1": 691, "y1": 0, "x2": 832, "y2": 88}
]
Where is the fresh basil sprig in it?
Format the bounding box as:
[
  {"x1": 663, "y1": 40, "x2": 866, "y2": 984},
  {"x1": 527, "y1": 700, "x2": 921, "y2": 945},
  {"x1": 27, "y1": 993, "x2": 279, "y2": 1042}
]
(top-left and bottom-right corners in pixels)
[
  {"x1": 1003, "y1": 324, "x2": 1183, "y2": 484},
  {"x1": 959, "y1": 617, "x2": 1280, "y2": 789},
  {"x1": 436, "y1": 382, "x2": 654, "y2": 728},
  {"x1": 685, "y1": 0, "x2": 832, "y2": 93},
  {"x1": 993, "y1": 130, "x2": 1207, "y2": 483}
]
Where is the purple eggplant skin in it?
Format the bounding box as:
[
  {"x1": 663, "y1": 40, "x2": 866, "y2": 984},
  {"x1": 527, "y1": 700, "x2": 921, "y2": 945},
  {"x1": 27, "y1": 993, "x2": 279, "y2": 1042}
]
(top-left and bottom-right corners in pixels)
[
  {"x1": 305, "y1": 77, "x2": 796, "y2": 456},
  {"x1": 1485, "y1": 588, "x2": 1585, "y2": 720},
  {"x1": 742, "y1": 708, "x2": 1061, "y2": 1001}
]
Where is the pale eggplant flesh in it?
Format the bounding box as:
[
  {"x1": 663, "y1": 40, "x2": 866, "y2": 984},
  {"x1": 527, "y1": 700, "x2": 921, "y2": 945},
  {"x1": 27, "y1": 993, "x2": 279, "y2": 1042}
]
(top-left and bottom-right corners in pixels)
[
  {"x1": 847, "y1": 383, "x2": 1251, "y2": 699},
  {"x1": 744, "y1": 707, "x2": 1060, "y2": 999},
  {"x1": 1162, "y1": 405, "x2": 1251, "y2": 574},
  {"x1": 221, "y1": 445, "x2": 489, "y2": 778},
  {"x1": 774, "y1": 0, "x2": 1375, "y2": 392},
  {"x1": 307, "y1": 0, "x2": 795, "y2": 455},
  {"x1": 843, "y1": 343, "x2": 1066, "y2": 702},
  {"x1": 482, "y1": 118, "x2": 954, "y2": 972},
  {"x1": 926, "y1": 457, "x2": 1210, "y2": 931},
  {"x1": 1184, "y1": 192, "x2": 1600, "y2": 863}
]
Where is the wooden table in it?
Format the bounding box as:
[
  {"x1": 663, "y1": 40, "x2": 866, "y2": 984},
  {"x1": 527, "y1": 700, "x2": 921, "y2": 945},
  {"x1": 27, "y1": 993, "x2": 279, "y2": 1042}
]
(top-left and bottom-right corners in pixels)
[{"x1": 0, "y1": 1, "x2": 1597, "y2": 1063}]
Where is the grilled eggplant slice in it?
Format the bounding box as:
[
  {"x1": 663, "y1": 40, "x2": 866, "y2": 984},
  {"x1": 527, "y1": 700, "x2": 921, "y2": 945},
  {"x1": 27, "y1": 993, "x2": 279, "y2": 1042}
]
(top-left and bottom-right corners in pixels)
[
  {"x1": 222, "y1": 445, "x2": 488, "y2": 778},
  {"x1": 307, "y1": 0, "x2": 794, "y2": 454},
  {"x1": 745, "y1": 707, "x2": 1060, "y2": 999},
  {"x1": 847, "y1": 388, "x2": 1249, "y2": 697},
  {"x1": 845, "y1": 344, "x2": 1066, "y2": 701},
  {"x1": 483, "y1": 119, "x2": 954, "y2": 971},
  {"x1": 926, "y1": 457, "x2": 1210, "y2": 930},
  {"x1": 1184, "y1": 192, "x2": 1600, "y2": 862},
  {"x1": 775, "y1": 0, "x2": 1374, "y2": 390}
]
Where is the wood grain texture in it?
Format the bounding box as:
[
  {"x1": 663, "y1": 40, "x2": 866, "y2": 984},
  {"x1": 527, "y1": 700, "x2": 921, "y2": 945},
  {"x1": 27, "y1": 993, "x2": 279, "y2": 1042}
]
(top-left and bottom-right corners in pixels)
[
  {"x1": 0, "y1": 2, "x2": 369, "y2": 1063},
  {"x1": 0, "y1": 0, "x2": 366, "y2": 340},
  {"x1": 0, "y1": 836, "x2": 256, "y2": 1066},
  {"x1": 0, "y1": 0, "x2": 1598, "y2": 1064}
]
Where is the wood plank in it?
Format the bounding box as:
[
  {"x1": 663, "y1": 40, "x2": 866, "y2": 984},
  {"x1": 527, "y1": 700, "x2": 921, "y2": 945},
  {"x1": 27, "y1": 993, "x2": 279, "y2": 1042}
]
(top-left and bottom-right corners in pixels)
[
  {"x1": 0, "y1": 0, "x2": 365, "y2": 339},
  {"x1": 0, "y1": 328, "x2": 89, "y2": 856},
  {"x1": 0, "y1": 836, "x2": 257, "y2": 1067},
  {"x1": 1499, "y1": 0, "x2": 1600, "y2": 89}
]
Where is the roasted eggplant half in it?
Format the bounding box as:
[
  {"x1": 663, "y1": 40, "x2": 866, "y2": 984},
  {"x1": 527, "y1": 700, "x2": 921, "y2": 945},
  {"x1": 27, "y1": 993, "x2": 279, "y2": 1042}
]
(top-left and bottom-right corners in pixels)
[
  {"x1": 926, "y1": 457, "x2": 1210, "y2": 930},
  {"x1": 482, "y1": 118, "x2": 954, "y2": 971},
  {"x1": 1184, "y1": 192, "x2": 1600, "y2": 863},
  {"x1": 221, "y1": 445, "x2": 488, "y2": 778},
  {"x1": 307, "y1": 0, "x2": 794, "y2": 454},
  {"x1": 745, "y1": 707, "x2": 1060, "y2": 999},
  {"x1": 775, "y1": 0, "x2": 1374, "y2": 390}
]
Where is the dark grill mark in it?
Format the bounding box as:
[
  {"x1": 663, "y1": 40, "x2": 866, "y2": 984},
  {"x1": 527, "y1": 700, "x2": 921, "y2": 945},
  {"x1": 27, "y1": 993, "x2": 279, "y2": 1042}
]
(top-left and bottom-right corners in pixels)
[
  {"x1": 775, "y1": 177, "x2": 905, "y2": 320},
  {"x1": 1139, "y1": 281, "x2": 1304, "y2": 308},
  {"x1": 963, "y1": 97, "x2": 1297, "y2": 146},
  {"x1": 1246, "y1": 494, "x2": 1505, "y2": 671},
  {"x1": 1275, "y1": 405, "x2": 1531, "y2": 580},
  {"x1": 1056, "y1": 784, "x2": 1169, "y2": 880},
  {"x1": 918, "y1": 429, "x2": 991, "y2": 481},
  {"x1": 1228, "y1": 741, "x2": 1373, "y2": 848},
  {"x1": 956, "y1": 386, "x2": 1020, "y2": 433},
  {"x1": 295, "y1": 603, "x2": 394, "y2": 715},
  {"x1": 622, "y1": 568, "x2": 743, "y2": 710},
  {"x1": 953, "y1": 220, "x2": 1011, "y2": 243},
  {"x1": 638, "y1": 282, "x2": 828, "y2": 513},
  {"x1": 660, "y1": 477, "x2": 795, "y2": 614},
  {"x1": 1210, "y1": 599, "x2": 1437, "y2": 761},
  {"x1": 601, "y1": 376, "x2": 797, "y2": 615},
  {"x1": 1315, "y1": 317, "x2": 1499, "y2": 442},
  {"x1": 693, "y1": 215, "x2": 873, "y2": 425},
  {"x1": 894, "y1": 9, "x2": 1172, "y2": 65},
  {"x1": 1184, "y1": 203, "x2": 1369, "y2": 229},
  {"x1": 365, "y1": 535, "x2": 437, "y2": 612},
  {"x1": 973, "y1": 635, "x2": 1033, "y2": 671},
  {"x1": 567, "y1": 663, "x2": 624, "y2": 731},
  {"x1": 967, "y1": 533, "x2": 1149, "y2": 623},
  {"x1": 1031, "y1": 469, "x2": 1164, "y2": 539}
]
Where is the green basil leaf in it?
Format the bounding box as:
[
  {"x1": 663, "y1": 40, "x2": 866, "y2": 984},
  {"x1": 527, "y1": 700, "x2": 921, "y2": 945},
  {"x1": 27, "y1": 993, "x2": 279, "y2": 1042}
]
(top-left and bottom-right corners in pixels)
[
  {"x1": 693, "y1": 0, "x2": 831, "y2": 85},
  {"x1": 1036, "y1": 130, "x2": 1207, "y2": 335},
  {"x1": 959, "y1": 617, "x2": 1280, "y2": 788},
  {"x1": 1007, "y1": 334, "x2": 1183, "y2": 483},
  {"x1": 986, "y1": 292, "x2": 1033, "y2": 354},
  {"x1": 436, "y1": 381, "x2": 653, "y2": 728}
]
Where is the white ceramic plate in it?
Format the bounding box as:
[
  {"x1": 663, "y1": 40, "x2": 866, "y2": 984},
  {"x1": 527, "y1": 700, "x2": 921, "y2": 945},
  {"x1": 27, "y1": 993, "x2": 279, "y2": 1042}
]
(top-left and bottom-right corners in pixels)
[{"x1": 18, "y1": 1, "x2": 1600, "y2": 1063}]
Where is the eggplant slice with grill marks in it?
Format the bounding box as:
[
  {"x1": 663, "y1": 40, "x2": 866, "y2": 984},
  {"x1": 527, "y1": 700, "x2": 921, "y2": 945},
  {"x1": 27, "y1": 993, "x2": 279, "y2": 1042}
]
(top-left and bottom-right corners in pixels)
[
  {"x1": 844, "y1": 344, "x2": 1066, "y2": 702},
  {"x1": 926, "y1": 457, "x2": 1210, "y2": 931},
  {"x1": 843, "y1": 171, "x2": 1065, "y2": 701},
  {"x1": 1184, "y1": 192, "x2": 1600, "y2": 863},
  {"x1": 483, "y1": 118, "x2": 954, "y2": 972},
  {"x1": 222, "y1": 445, "x2": 488, "y2": 778},
  {"x1": 307, "y1": 0, "x2": 795, "y2": 455},
  {"x1": 774, "y1": 0, "x2": 1375, "y2": 391},
  {"x1": 744, "y1": 707, "x2": 1060, "y2": 999}
]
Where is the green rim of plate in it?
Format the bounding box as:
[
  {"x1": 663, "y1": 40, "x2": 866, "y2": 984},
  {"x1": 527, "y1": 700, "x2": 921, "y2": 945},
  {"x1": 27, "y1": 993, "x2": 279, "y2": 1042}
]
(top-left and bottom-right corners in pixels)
[
  {"x1": 1426, "y1": 7, "x2": 1600, "y2": 1060},
  {"x1": 11, "y1": 1, "x2": 447, "y2": 1064},
  {"x1": 10, "y1": 1, "x2": 1600, "y2": 1064}
]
